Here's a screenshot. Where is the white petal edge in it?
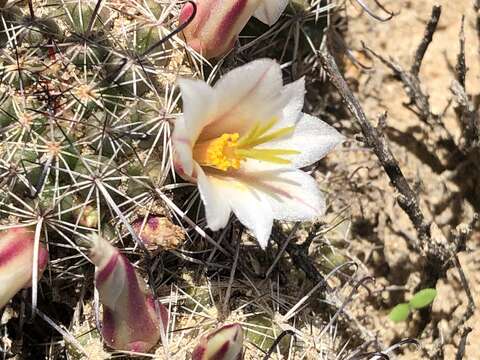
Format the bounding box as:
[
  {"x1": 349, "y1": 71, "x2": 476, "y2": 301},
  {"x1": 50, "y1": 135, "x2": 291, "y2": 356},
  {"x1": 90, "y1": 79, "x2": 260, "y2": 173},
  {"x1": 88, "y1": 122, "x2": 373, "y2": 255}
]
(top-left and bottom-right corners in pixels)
[
  {"x1": 173, "y1": 79, "x2": 216, "y2": 177},
  {"x1": 265, "y1": 169, "x2": 326, "y2": 222},
  {"x1": 199, "y1": 59, "x2": 285, "y2": 141},
  {"x1": 196, "y1": 164, "x2": 232, "y2": 231},
  {"x1": 172, "y1": 133, "x2": 194, "y2": 178},
  {"x1": 277, "y1": 77, "x2": 305, "y2": 128},
  {"x1": 267, "y1": 113, "x2": 345, "y2": 168},
  {"x1": 210, "y1": 175, "x2": 274, "y2": 249},
  {"x1": 254, "y1": 0, "x2": 289, "y2": 25},
  {"x1": 176, "y1": 78, "x2": 216, "y2": 142}
]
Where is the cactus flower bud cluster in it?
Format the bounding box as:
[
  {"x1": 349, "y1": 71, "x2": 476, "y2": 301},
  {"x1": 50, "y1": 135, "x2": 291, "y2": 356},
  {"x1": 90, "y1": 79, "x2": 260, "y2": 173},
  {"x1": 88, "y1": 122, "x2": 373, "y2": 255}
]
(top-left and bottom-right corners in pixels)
[
  {"x1": 180, "y1": 0, "x2": 289, "y2": 58},
  {"x1": 89, "y1": 234, "x2": 168, "y2": 352},
  {"x1": 192, "y1": 323, "x2": 244, "y2": 360},
  {"x1": 0, "y1": 227, "x2": 49, "y2": 309}
]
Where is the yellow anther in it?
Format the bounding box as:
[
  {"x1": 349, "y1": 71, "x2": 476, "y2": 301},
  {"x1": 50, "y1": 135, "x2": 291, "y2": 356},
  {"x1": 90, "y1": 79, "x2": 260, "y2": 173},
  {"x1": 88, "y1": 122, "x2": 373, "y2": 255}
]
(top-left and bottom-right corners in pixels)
[
  {"x1": 193, "y1": 118, "x2": 300, "y2": 171},
  {"x1": 193, "y1": 133, "x2": 243, "y2": 171}
]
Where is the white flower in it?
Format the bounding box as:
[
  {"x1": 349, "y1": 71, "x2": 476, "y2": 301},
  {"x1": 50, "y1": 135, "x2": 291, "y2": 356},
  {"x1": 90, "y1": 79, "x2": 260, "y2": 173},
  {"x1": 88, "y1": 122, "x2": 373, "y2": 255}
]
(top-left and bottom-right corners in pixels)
[{"x1": 172, "y1": 59, "x2": 344, "y2": 248}]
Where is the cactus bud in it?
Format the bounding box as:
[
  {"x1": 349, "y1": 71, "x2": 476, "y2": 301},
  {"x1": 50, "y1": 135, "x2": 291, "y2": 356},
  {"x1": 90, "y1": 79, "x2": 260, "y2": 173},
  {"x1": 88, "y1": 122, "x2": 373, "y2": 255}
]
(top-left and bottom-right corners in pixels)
[
  {"x1": 192, "y1": 324, "x2": 244, "y2": 360},
  {"x1": 89, "y1": 234, "x2": 168, "y2": 352},
  {"x1": 0, "y1": 227, "x2": 49, "y2": 309},
  {"x1": 179, "y1": 0, "x2": 288, "y2": 59}
]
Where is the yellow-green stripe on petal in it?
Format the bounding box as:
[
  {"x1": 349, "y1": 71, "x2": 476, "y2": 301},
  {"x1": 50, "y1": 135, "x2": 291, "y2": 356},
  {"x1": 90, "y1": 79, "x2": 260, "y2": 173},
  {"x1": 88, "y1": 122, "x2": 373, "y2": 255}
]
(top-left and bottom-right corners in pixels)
[{"x1": 193, "y1": 119, "x2": 299, "y2": 171}]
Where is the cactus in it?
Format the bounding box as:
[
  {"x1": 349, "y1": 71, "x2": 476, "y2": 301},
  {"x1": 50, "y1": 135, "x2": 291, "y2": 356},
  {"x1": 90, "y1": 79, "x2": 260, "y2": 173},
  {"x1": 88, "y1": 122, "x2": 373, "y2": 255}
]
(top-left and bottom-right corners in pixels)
[
  {"x1": 0, "y1": 1, "x2": 356, "y2": 359},
  {"x1": 0, "y1": 0, "x2": 189, "y2": 354}
]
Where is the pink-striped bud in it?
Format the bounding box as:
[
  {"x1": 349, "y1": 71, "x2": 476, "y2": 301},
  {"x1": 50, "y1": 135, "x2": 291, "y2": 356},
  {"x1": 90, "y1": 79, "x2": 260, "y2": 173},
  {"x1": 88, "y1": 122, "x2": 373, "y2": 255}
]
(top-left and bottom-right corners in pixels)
[
  {"x1": 0, "y1": 227, "x2": 49, "y2": 309},
  {"x1": 90, "y1": 235, "x2": 168, "y2": 352},
  {"x1": 180, "y1": 0, "x2": 288, "y2": 59},
  {"x1": 192, "y1": 324, "x2": 244, "y2": 360}
]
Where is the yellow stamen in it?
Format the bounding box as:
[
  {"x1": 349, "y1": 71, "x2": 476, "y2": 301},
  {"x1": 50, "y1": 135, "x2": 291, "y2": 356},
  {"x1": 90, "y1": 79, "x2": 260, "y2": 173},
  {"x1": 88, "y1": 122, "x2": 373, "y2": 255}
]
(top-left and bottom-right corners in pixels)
[
  {"x1": 193, "y1": 133, "x2": 243, "y2": 171},
  {"x1": 235, "y1": 149, "x2": 299, "y2": 164},
  {"x1": 193, "y1": 117, "x2": 300, "y2": 171}
]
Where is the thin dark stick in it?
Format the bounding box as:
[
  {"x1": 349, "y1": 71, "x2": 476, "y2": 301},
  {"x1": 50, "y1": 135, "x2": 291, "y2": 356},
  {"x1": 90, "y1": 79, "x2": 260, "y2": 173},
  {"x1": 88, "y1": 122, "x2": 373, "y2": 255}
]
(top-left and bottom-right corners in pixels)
[
  {"x1": 262, "y1": 330, "x2": 295, "y2": 360},
  {"x1": 451, "y1": 18, "x2": 478, "y2": 151},
  {"x1": 456, "y1": 16, "x2": 466, "y2": 88},
  {"x1": 319, "y1": 48, "x2": 431, "y2": 249},
  {"x1": 28, "y1": 0, "x2": 35, "y2": 20},
  {"x1": 455, "y1": 327, "x2": 472, "y2": 360},
  {"x1": 348, "y1": 352, "x2": 389, "y2": 360},
  {"x1": 411, "y1": 5, "x2": 441, "y2": 77},
  {"x1": 350, "y1": 338, "x2": 419, "y2": 360},
  {"x1": 453, "y1": 254, "x2": 475, "y2": 313},
  {"x1": 30, "y1": 158, "x2": 52, "y2": 199},
  {"x1": 101, "y1": 1, "x2": 198, "y2": 95},
  {"x1": 271, "y1": 224, "x2": 325, "y2": 284},
  {"x1": 142, "y1": 1, "x2": 197, "y2": 57},
  {"x1": 85, "y1": 0, "x2": 104, "y2": 37}
]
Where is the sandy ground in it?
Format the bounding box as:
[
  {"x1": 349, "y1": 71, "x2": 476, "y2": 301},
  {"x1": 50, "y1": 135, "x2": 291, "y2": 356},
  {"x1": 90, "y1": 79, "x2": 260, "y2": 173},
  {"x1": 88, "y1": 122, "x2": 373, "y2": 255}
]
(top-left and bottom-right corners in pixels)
[{"x1": 341, "y1": 0, "x2": 479, "y2": 358}]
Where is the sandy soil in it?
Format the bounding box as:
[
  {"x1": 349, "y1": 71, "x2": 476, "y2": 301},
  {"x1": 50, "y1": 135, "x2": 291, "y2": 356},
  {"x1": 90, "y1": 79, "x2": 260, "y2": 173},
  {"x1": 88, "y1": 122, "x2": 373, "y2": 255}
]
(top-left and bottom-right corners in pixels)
[{"x1": 339, "y1": 0, "x2": 479, "y2": 358}]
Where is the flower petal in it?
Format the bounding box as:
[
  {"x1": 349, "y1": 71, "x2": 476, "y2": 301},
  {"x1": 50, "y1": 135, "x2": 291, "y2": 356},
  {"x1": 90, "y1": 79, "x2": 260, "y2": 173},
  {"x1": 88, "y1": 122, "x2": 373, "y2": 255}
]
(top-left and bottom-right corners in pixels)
[
  {"x1": 196, "y1": 164, "x2": 232, "y2": 231},
  {"x1": 199, "y1": 59, "x2": 285, "y2": 141},
  {"x1": 266, "y1": 169, "x2": 326, "y2": 221},
  {"x1": 277, "y1": 77, "x2": 305, "y2": 128},
  {"x1": 266, "y1": 113, "x2": 344, "y2": 168},
  {"x1": 200, "y1": 165, "x2": 275, "y2": 247},
  {"x1": 0, "y1": 228, "x2": 48, "y2": 309},
  {"x1": 205, "y1": 159, "x2": 324, "y2": 246},
  {"x1": 223, "y1": 180, "x2": 273, "y2": 249},
  {"x1": 231, "y1": 161, "x2": 326, "y2": 222},
  {"x1": 173, "y1": 79, "x2": 217, "y2": 177},
  {"x1": 177, "y1": 79, "x2": 217, "y2": 142},
  {"x1": 172, "y1": 137, "x2": 195, "y2": 178},
  {"x1": 253, "y1": 0, "x2": 289, "y2": 25}
]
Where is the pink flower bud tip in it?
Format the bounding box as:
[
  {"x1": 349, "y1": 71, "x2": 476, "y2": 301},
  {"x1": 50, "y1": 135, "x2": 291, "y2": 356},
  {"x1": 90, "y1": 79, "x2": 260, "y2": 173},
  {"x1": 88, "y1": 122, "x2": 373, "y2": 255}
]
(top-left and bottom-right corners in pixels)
[
  {"x1": 89, "y1": 235, "x2": 168, "y2": 352},
  {"x1": 192, "y1": 323, "x2": 244, "y2": 360},
  {"x1": 0, "y1": 227, "x2": 48, "y2": 309},
  {"x1": 180, "y1": 0, "x2": 261, "y2": 59},
  {"x1": 179, "y1": 0, "x2": 288, "y2": 59}
]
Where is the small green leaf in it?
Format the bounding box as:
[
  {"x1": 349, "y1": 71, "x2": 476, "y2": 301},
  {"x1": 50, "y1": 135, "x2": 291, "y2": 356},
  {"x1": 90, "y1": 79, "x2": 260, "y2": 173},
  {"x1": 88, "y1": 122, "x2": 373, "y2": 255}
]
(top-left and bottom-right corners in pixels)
[
  {"x1": 409, "y1": 288, "x2": 437, "y2": 309},
  {"x1": 388, "y1": 303, "x2": 410, "y2": 323}
]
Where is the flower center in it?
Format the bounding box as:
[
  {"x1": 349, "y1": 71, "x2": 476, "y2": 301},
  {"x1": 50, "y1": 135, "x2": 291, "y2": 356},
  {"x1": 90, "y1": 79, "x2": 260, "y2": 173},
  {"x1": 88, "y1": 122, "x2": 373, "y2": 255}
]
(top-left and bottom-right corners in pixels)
[
  {"x1": 193, "y1": 133, "x2": 242, "y2": 171},
  {"x1": 193, "y1": 118, "x2": 300, "y2": 171}
]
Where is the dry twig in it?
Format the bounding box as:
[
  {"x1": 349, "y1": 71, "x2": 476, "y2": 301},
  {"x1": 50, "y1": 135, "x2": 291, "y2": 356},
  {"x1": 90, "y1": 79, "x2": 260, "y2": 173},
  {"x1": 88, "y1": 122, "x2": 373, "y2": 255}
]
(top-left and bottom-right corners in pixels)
[{"x1": 319, "y1": 46, "x2": 450, "y2": 268}]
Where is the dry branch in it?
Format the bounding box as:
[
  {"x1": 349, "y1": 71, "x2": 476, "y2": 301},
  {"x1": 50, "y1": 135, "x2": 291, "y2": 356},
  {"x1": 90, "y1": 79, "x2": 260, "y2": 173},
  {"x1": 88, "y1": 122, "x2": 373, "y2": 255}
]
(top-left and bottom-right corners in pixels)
[
  {"x1": 319, "y1": 46, "x2": 450, "y2": 266},
  {"x1": 411, "y1": 5, "x2": 441, "y2": 77},
  {"x1": 455, "y1": 327, "x2": 472, "y2": 360},
  {"x1": 322, "y1": 5, "x2": 478, "y2": 357},
  {"x1": 451, "y1": 16, "x2": 479, "y2": 151}
]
